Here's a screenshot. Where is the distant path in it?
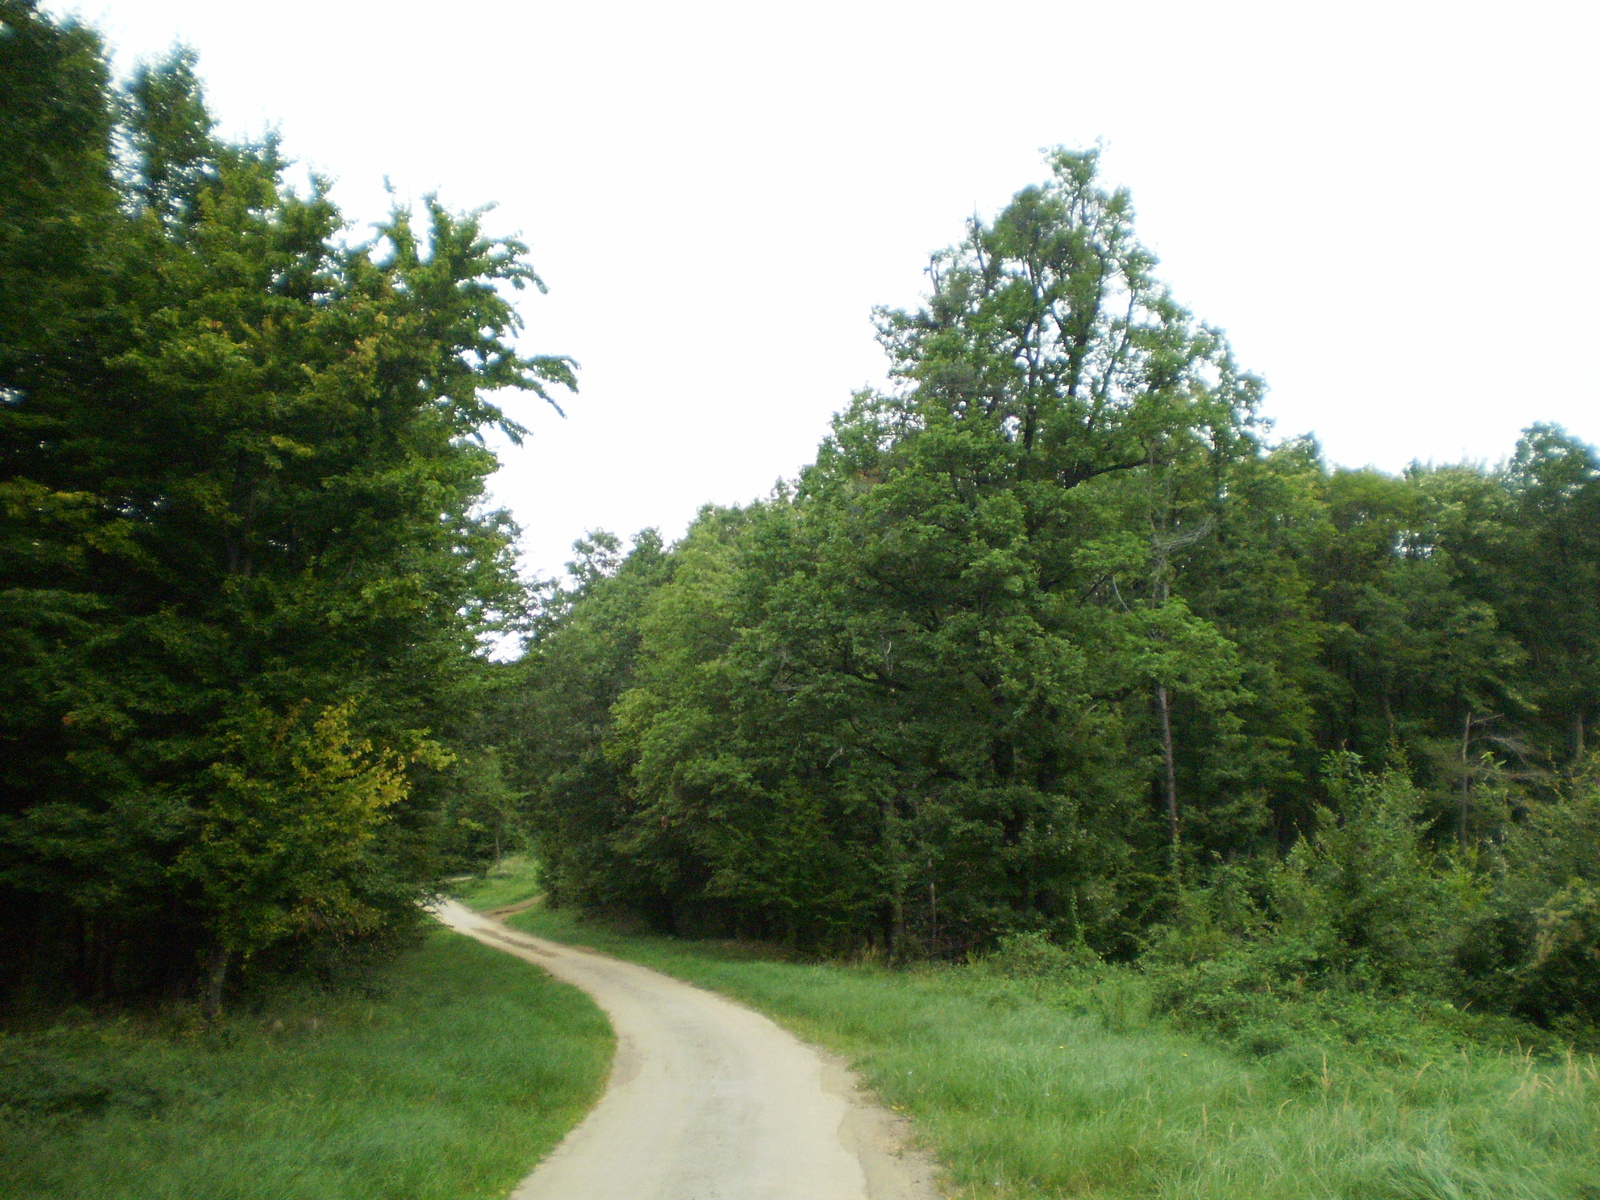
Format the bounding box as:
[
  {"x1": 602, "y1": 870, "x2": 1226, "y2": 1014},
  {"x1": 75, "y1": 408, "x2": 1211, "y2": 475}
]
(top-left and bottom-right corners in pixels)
[{"x1": 433, "y1": 901, "x2": 940, "y2": 1200}]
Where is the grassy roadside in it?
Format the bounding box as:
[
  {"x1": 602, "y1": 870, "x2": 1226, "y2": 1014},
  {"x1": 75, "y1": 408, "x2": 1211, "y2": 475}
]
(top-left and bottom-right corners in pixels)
[
  {"x1": 509, "y1": 905, "x2": 1600, "y2": 1200},
  {"x1": 454, "y1": 854, "x2": 545, "y2": 911},
  {"x1": 0, "y1": 927, "x2": 611, "y2": 1200}
]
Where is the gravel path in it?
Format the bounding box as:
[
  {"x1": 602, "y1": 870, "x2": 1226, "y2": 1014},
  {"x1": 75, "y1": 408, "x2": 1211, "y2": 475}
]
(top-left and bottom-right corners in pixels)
[{"x1": 434, "y1": 901, "x2": 940, "y2": 1200}]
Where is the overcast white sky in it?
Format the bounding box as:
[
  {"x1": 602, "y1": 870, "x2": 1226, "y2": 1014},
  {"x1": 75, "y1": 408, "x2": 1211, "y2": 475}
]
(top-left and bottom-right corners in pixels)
[{"x1": 53, "y1": 0, "x2": 1600, "y2": 580}]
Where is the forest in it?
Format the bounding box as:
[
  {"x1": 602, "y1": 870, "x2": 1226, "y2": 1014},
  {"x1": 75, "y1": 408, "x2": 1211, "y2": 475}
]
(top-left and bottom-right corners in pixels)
[
  {"x1": 498, "y1": 170, "x2": 1600, "y2": 1034},
  {"x1": 3, "y1": 0, "x2": 1597, "y2": 1042},
  {"x1": 0, "y1": 0, "x2": 572, "y2": 1013}
]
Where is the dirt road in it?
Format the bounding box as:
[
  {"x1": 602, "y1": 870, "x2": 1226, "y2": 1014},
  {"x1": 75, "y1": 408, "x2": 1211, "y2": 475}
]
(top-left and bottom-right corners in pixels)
[{"x1": 434, "y1": 901, "x2": 939, "y2": 1200}]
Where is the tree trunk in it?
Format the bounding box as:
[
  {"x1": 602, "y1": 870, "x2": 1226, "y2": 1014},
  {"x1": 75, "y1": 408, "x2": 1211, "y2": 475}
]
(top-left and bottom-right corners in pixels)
[
  {"x1": 882, "y1": 795, "x2": 905, "y2": 959},
  {"x1": 1157, "y1": 681, "x2": 1180, "y2": 874},
  {"x1": 1149, "y1": 543, "x2": 1182, "y2": 880},
  {"x1": 93, "y1": 925, "x2": 110, "y2": 1003},
  {"x1": 1576, "y1": 709, "x2": 1587, "y2": 765},
  {"x1": 1459, "y1": 712, "x2": 1473, "y2": 849},
  {"x1": 201, "y1": 946, "x2": 231, "y2": 1020}
]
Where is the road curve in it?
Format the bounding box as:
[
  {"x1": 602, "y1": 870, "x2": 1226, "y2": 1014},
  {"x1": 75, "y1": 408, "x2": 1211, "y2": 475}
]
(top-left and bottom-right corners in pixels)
[{"x1": 433, "y1": 900, "x2": 940, "y2": 1200}]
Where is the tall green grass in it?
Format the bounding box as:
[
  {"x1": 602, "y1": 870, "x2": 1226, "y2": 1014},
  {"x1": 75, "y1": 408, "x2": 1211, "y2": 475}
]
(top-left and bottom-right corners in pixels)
[
  {"x1": 452, "y1": 853, "x2": 544, "y2": 911},
  {"x1": 0, "y1": 929, "x2": 611, "y2": 1200},
  {"x1": 512, "y1": 908, "x2": 1600, "y2": 1200}
]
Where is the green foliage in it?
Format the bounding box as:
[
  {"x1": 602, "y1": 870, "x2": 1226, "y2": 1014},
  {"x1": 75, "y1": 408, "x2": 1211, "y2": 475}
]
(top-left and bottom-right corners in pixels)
[
  {"x1": 1273, "y1": 755, "x2": 1480, "y2": 992},
  {"x1": 432, "y1": 746, "x2": 530, "y2": 870},
  {"x1": 1147, "y1": 759, "x2": 1467, "y2": 1041},
  {"x1": 513, "y1": 150, "x2": 1272, "y2": 955},
  {"x1": 504, "y1": 146, "x2": 1600, "y2": 1044},
  {"x1": 11, "y1": 0, "x2": 1600, "y2": 1056},
  {"x1": 451, "y1": 854, "x2": 543, "y2": 912},
  {"x1": 979, "y1": 930, "x2": 1102, "y2": 979},
  {"x1": 1144, "y1": 757, "x2": 1600, "y2": 1055},
  {"x1": 1531, "y1": 882, "x2": 1600, "y2": 1023},
  {"x1": 501, "y1": 529, "x2": 673, "y2": 917},
  {"x1": 0, "y1": 2, "x2": 574, "y2": 1008},
  {"x1": 172, "y1": 701, "x2": 440, "y2": 968},
  {"x1": 1493, "y1": 427, "x2": 1600, "y2": 760},
  {"x1": 1464, "y1": 760, "x2": 1600, "y2": 1026}
]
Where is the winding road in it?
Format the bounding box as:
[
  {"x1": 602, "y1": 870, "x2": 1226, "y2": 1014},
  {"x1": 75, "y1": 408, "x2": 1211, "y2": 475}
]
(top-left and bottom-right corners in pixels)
[{"x1": 434, "y1": 901, "x2": 940, "y2": 1200}]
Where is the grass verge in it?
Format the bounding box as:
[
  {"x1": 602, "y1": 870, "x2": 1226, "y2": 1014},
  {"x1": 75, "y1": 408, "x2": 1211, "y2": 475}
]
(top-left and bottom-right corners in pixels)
[
  {"x1": 452, "y1": 854, "x2": 544, "y2": 912},
  {"x1": 509, "y1": 906, "x2": 1600, "y2": 1200},
  {"x1": 0, "y1": 928, "x2": 611, "y2": 1200}
]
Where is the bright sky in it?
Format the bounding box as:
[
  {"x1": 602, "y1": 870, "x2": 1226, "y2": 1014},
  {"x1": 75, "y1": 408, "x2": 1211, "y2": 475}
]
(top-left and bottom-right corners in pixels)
[{"x1": 55, "y1": 0, "x2": 1600, "y2": 580}]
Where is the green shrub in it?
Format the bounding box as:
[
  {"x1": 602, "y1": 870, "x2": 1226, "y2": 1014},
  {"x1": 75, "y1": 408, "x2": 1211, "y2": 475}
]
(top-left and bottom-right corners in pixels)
[
  {"x1": 1273, "y1": 756, "x2": 1481, "y2": 993},
  {"x1": 1527, "y1": 880, "x2": 1600, "y2": 1024},
  {"x1": 1146, "y1": 758, "x2": 1524, "y2": 1053},
  {"x1": 980, "y1": 930, "x2": 1102, "y2": 979},
  {"x1": 1460, "y1": 759, "x2": 1600, "y2": 1028}
]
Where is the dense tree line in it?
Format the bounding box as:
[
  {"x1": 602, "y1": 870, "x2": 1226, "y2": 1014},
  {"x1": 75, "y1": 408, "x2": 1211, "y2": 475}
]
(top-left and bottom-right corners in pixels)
[
  {"x1": 5, "y1": 0, "x2": 1594, "y2": 1031},
  {"x1": 507, "y1": 152, "x2": 1599, "y2": 1026},
  {"x1": 0, "y1": 1, "x2": 566, "y2": 1011}
]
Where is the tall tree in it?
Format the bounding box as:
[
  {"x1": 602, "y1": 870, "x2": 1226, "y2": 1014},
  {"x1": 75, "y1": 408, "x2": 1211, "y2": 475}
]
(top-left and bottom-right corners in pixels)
[
  {"x1": 1494, "y1": 427, "x2": 1600, "y2": 763},
  {"x1": 543, "y1": 151, "x2": 1270, "y2": 954},
  {"x1": 0, "y1": 2, "x2": 574, "y2": 1004}
]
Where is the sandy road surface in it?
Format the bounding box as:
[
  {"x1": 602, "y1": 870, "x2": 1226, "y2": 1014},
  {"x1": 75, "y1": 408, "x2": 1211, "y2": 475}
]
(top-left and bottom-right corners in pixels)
[{"x1": 434, "y1": 901, "x2": 940, "y2": 1200}]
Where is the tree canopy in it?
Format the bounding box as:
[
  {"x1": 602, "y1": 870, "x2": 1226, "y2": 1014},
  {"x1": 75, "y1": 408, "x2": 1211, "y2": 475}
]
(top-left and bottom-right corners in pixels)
[
  {"x1": 4, "y1": 1, "x2": 1596, "y2": 1033},
  {"x1": 0, "y1": 0, "x2": 572, "y2": 1009},
  {"x1": 504, "y1": 154, "x2": 1599, "y2": 1027}
]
